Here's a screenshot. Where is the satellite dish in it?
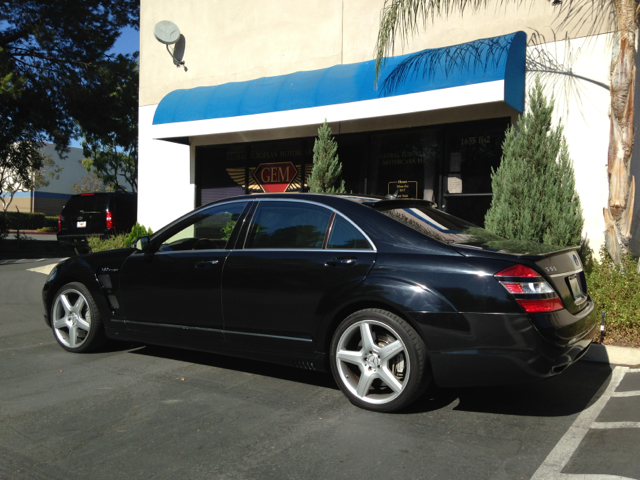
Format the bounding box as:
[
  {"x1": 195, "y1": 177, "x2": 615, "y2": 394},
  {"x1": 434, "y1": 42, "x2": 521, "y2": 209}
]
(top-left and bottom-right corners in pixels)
[{"x1": 154, "y1": 20, "x2": 181, "y2": 45}]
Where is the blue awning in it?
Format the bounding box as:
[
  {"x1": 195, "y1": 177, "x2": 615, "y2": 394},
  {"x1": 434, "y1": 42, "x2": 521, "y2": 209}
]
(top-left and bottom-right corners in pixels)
[{"x1": 152, "y1": 31, "x2": 525, "y2": 132}]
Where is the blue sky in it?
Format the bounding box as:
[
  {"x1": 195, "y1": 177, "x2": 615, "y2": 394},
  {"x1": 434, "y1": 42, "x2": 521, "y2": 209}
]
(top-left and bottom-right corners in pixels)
[
  {"x1": 70, "y1": 26, "x2": 140, "y2": 148},
  {"x1": 111, "y1": 26, "x2": 140, "y2": 56}
]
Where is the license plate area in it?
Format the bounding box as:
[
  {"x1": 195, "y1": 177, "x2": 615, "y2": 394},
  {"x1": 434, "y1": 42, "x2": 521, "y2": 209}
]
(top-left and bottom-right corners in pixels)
[
  {"x1": 568, "y1": 274, "x2": 586, "y2": 304},
  {"x1": 77, "y1": 221, "x2": 87, "y2": 228}
]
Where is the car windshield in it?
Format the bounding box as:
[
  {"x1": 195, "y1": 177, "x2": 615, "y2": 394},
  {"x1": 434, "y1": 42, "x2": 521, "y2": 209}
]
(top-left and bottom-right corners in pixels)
[{"x1": 372, "y1": 201, "x2": 566, "y2": 255}]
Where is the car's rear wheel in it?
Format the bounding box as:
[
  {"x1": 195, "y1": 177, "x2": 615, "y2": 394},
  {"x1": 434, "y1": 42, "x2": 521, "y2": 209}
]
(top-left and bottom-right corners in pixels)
[
  {"x1": 51, "y1": 282, "x2": 106, "y2": 353},
  {"x1": 329, "y1": 309, "x2": 430, "y2": 412}
]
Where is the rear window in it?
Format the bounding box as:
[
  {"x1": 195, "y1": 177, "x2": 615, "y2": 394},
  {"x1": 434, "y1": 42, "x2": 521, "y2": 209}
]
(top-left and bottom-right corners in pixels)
[
  {"x1": 373, "y1": 202, "x2": 567, "y2": 255},
  {"x1": 63, "y1": 194, "x2": 110, "y2": 213},
  {"x1": 375, "y1": 203, "x2": 486, "y2": 245}
]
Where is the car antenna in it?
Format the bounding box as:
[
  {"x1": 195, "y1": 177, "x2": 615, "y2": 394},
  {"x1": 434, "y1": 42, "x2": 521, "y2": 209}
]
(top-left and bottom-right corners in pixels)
[{"x1": 385, "y1": 190, "x2": 399, "y2": 200}]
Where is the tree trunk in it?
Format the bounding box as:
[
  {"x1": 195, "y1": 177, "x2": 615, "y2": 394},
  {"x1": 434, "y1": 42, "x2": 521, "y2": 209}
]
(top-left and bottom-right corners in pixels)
[{"x1": 604, "y1": 1, "x2": 637, "y2": 263}]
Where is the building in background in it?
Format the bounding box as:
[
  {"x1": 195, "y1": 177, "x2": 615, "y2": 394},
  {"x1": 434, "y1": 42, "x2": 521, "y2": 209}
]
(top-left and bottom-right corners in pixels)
[
  {"x1": 138, "y1": 1, "x2": 627, "y2": 252},
  {"x1": 9, "y1": 144, "x2": 87, "y2": 216}
]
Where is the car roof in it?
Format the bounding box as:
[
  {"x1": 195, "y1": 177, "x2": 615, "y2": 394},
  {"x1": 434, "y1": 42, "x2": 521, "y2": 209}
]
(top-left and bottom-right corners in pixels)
[{"x1": 201, "y1": 192, "x2": 436, "y2": 208}]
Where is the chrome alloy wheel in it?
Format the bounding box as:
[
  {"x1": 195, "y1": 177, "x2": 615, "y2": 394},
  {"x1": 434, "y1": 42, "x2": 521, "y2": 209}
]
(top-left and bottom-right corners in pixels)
[
  {"x1": 335, "y1": 320, "x2": 409, "y2": 405},
  {"x1": 52, "y1": 288, "x2": 92, "y2": 349}
]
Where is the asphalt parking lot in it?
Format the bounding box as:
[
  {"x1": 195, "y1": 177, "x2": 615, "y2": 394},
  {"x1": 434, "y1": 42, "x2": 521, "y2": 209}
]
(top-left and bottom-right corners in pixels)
[{"x1": 1, "y1": 258, "x2": 639, "y2": 480}]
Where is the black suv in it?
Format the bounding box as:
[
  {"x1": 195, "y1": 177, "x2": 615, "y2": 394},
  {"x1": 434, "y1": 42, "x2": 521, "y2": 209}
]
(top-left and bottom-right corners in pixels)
[{"x1": 57, "y1": 192, "x2": 137, "y2": 248}]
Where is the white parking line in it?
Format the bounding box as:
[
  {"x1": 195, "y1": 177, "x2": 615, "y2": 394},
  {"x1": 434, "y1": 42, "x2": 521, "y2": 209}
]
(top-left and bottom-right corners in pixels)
[
  {"x1": 27, "y1": 263, "x2": 60, "y2": 275},
  {"x1": 591, "y1": 422, "x2": 640, "y2": 429},
  {"x1": 612, "y1": 391, "x2": 640, "y2": 398},
  {"x1": 0, "y1": 258, "x2": 46, "y2": 265},
  {"x1": 530, "y1": 366, "x2": 635, "y2": 480}
]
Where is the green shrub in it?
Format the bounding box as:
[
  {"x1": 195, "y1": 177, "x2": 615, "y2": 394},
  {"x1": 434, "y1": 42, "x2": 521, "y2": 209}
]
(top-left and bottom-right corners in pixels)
[
  {"x1": 87, "y1": 234, "x2": 128, "y2": 253},
  {"x1": 45, "y1": 216, "x2": 58, "y2": 228},
  {"x1": 308, "y1": 120, "x2": 346, "y2": 194},
  {"x1": 87, "y1": 222, "x2": 153, "y2": 252},
  {"x1": 0, "y1": 211, "x2": 46, "y2": 229},
  {"x1": 586, "y1": 249, "x2": 640, "y2": 337},
  {"x1": 36, "y1": 226, "x2": 57, "y2": 233},
  {"x1": 485, "y1": 78, "x2": 583, "y2": 249},
  {"x1": 125, "y1": 222, "x2": 153, "y2": 248}
]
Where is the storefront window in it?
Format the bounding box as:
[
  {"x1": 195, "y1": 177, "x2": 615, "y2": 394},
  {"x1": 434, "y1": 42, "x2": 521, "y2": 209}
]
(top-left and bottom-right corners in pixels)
[
  {"x1": 374, "y1": 129, "x2": 441, "y2": 200},
  {"x1": 196, "y1": 140, "x2": 313, "y2": 206},
  {"x1": 195, "y1": 118, "x2": 510, "y2": 227},
  {"x1": 441, "y1": 119, "x2": 509, "y2": 226}
]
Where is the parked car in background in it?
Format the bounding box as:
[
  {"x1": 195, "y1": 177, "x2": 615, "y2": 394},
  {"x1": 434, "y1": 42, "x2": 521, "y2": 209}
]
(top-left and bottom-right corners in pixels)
[
  {"x1": 57, "y1": 192, "x2": 137, "y2": 250},
  {"x1": 43, "y1": 193, "x2": 598, "y2": 412}
]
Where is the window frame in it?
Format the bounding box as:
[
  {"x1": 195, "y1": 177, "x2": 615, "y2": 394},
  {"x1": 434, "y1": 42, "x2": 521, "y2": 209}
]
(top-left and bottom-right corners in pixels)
[
  {"x1": 239, "y1": 199, "x2": 376, "y2": 252},
  {"x1": 152, "y1": 200, "x2": 251, "y2": 254}
]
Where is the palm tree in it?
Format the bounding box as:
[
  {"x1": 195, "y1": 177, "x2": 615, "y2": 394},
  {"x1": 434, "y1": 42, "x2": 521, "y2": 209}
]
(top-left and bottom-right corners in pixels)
[{"x1": 374, "y1": 0, "x2": 637, "y2": 264}]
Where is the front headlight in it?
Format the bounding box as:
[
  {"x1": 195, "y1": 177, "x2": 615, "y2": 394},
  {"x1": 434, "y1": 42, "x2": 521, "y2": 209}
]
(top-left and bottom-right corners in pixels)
[{"x1": 46, "y1": 266, "x2": 58, "y2": 283}]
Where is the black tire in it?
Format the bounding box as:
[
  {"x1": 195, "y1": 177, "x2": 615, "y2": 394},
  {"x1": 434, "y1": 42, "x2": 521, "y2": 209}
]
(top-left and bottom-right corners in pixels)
[
  {"x1": 50, "y1": 282, "x2": 106, "y2": 353},
  {"x1": 329, "y1": 309, "x2": 431, "y2": 412}
]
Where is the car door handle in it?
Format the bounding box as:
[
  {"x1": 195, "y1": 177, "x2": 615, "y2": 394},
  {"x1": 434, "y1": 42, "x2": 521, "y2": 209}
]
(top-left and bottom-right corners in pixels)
[
  {"x1": 195, "y1": 260, "x2": 219, "y2": 268},
  {"x1": 325, "y1": 257, "x2": 357, "y2": 267}
]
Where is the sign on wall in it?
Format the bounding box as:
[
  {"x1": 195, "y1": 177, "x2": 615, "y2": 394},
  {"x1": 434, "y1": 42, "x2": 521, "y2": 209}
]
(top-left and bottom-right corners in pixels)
[{"x1": 253, "y1": 162, "x2": 297, "y2": 193}]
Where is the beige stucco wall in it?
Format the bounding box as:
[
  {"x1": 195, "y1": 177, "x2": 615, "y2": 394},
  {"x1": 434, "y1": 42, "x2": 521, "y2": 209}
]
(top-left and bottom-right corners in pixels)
[
  {"x1": 4, "y1": 197, "x2": 32, "y2": 214},
  {"x1": 138, "y1": 0, "x2": 617, "y2": 251},
  {"x1": 140, "y1": 0, "x2": 614, "y2": 107},
  {"x1": 534, "y1": 33, "x2": 613, "y2": 257}
]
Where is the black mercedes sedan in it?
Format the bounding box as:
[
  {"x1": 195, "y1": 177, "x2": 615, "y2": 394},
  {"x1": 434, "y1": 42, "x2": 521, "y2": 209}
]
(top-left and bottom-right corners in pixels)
[{"x1": 43, "y1": 194, "x2": 599, "y2": 412}]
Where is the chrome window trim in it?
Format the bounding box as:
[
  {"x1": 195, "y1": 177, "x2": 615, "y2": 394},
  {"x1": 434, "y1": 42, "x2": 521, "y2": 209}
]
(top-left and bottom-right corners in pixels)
[
  {"x1": 244, "y1": 198, "x2": 377, "y2": 252},
  {"x1": 154, "y1": 249, "x2": 232, "y2": 255},
  {"x1": 231, "y1": 249, "x2": 376, "y2": 254}
]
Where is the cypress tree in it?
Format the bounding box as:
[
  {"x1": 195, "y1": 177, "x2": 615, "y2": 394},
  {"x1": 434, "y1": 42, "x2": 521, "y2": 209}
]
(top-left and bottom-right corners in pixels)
[
  {"x1": 484, "y1": 77, "x2": 583, "y2": 247},
  {"x1": 308, "y1": 120, "x2": 346, "y2": 194}
]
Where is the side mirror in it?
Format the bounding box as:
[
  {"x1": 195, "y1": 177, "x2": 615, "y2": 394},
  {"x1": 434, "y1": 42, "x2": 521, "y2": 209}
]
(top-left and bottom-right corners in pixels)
[{"x1": 133, "y1": 236, "x2": 150, "y2": 252}]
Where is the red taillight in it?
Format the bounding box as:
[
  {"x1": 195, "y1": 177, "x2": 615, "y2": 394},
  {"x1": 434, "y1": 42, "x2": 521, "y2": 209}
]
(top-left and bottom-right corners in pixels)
[
  {"x1": 106, "y1": 209, "x2": 114, "y2": 229},
  {"x1": 495, "y1": 264, "x2": 540, "y2": 277},
  {"x1": 495, "y1": 264, "x2": 564, "y2": 313},
  {"x1": 516, "y1": 298, "x2": 564, "y2": 313},
  {"x1": 58, "y1": 215, "x2": 61, "y2": 232},
  {"x1": 501, "y1": 282, "x2": 525, "y2": 294}
]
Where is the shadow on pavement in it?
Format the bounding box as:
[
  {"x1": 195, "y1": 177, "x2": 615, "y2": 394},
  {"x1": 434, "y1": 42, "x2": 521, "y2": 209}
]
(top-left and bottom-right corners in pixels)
[
  {"x1": 129, "y1": 343, "x2": 339, "y2": 390},
  {"x1": 0, "y1": 238, "x2": 76, "y2": 259},
  {"x1": 405, "y1": 360, "x2": 613, "y2": 417},
  {"x1": 127, "y1": 342, "x2": 613, "y2": 416}
]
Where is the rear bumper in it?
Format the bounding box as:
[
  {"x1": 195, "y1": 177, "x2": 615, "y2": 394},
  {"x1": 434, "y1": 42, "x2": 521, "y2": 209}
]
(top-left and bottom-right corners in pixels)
[
  {"x1": 411, "y1": 299, "x2": 599, "y2": 387},
  {"x1": 57, "y1": 232, "x2": 109, "y2": 245}
]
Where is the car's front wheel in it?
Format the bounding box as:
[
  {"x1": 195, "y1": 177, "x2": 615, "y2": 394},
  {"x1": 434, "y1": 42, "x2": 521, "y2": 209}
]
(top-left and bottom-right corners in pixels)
[
  {"x1": 329, "y1": 309, "x2": 431, "y2": 412},
  {"x1": 51, "y1": 282, "x2": 106, "y2": 353}
]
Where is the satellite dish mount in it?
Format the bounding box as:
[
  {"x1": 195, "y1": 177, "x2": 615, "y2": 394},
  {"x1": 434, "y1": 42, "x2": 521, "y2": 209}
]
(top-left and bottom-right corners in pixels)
[{"x1": 154, "y1": 20, "x2": 186, "y2": 69}]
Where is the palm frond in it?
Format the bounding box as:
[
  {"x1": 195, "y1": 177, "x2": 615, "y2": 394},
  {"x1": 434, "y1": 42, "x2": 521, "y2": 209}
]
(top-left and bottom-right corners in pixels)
[
  {"x1": 378, "y1": 34, "x2": 511, "y2": 96},
  {"x1": 374, "y1": 0, "x2": 512, "y2": 86}
]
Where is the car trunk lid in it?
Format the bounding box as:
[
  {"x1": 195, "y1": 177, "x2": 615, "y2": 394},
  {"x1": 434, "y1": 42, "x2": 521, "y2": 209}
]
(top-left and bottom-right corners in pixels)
[
  {"x1": 527, "y1": 249, "x2": 587, "y2": 315},
  {"x1": 453, "y1": 242, "x2": 587, "y2": 315}
]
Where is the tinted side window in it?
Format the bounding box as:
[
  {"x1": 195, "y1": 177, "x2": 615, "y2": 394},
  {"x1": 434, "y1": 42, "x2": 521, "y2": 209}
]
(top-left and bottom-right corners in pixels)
[
  {"x1": 160, "y1": 202, "x2": 247, "y2": 252},
  {"x1": 245, "y1": 202, "x2": 331, "y2": 249},
  {"x1": 327, "y1": 216, "x2": 371, "y2": 250}
]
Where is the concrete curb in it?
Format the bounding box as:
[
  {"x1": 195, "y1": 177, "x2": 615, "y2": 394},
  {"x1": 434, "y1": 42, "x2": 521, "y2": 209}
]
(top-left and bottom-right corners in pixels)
[{"x1": 583, "y1": 343, "x2": 640, "y2": 366}]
